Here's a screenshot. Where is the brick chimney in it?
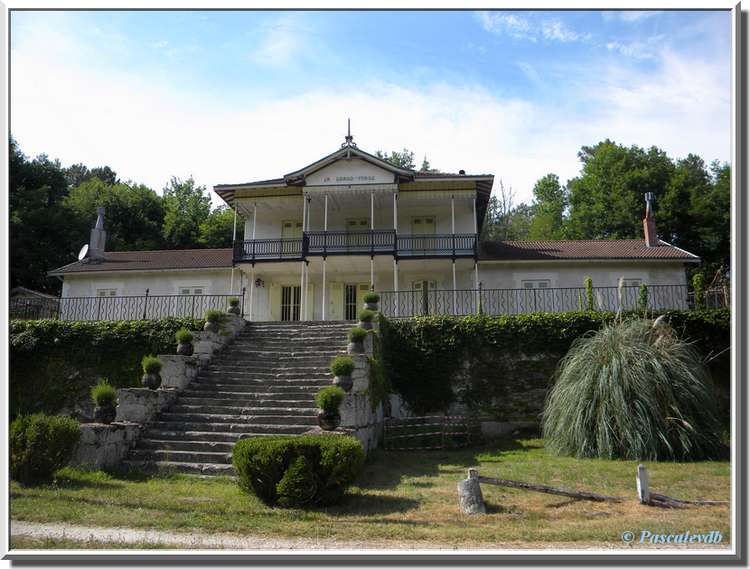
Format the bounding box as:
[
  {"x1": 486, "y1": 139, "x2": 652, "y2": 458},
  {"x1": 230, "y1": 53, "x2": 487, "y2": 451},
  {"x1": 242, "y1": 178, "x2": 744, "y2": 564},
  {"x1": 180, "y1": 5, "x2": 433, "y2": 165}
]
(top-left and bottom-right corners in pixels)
[
  {"x1": 643, "y1": 192, "x2": 658, "y2": 247},
  {"x1": 89, "y1": 207, "x2": 107, "y2": 260}
]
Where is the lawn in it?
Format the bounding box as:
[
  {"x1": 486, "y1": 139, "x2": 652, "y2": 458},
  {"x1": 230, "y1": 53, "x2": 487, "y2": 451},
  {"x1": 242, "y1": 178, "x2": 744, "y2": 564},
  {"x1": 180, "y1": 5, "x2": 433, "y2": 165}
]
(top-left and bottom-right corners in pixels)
[{"x1": 10, "y1": 438, "x2": 731, "y2": 549}]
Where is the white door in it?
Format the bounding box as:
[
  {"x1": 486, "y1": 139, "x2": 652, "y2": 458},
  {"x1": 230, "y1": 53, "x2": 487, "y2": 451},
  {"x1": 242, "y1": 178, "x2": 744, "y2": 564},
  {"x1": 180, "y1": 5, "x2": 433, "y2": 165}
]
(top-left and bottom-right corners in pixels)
[{"x1": 329, "y1": 283, "x2": 344, "y2": 321}]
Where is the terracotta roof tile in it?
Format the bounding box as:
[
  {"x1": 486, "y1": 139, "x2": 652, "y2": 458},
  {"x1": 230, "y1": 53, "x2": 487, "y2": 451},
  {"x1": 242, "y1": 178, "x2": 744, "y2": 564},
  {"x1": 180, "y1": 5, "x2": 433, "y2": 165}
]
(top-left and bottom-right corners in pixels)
[
  {"x1": 49, "y1": 249, "x2": 233, "y2": 275},
  {"x1": 478, "y1": 240, "x2": 698, "y2": 261}
]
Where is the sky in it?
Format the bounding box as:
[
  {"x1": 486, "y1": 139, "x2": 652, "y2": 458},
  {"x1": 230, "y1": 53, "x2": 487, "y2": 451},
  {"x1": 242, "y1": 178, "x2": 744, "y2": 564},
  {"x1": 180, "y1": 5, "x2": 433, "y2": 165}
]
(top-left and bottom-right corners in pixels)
[{"x1": 10, "y1": 9, "x2": 732, "y2": 207}]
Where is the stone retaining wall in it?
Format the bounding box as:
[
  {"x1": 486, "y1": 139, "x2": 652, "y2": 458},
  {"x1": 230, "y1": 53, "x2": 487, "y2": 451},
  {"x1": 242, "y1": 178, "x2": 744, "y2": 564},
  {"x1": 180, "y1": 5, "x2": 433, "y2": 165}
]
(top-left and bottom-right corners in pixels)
[{"x1": 70, "y1": 422, "x2": 141, "y2": 470}]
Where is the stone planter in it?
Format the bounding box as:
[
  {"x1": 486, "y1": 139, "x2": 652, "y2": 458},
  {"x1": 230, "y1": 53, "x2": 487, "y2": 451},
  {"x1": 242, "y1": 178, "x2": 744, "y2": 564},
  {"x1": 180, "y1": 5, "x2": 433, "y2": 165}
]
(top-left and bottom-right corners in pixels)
[
  {"x1": 333, "y1": 374, "x2": 353, "y2": 393},
  {"x1": 228, "y1": 305, "x2": 240, "y2": 315},
  {"x1": 176, "y1": 342, "x2": 194, "y2": 356},
  {"x1": 364, "y1": 302, "x2": 379, "y2": 311},
  {"x1": 204, "y1": 321, "x2": 220, "y2": 333},
  {"x1": 93, "y1": 404, "x2": 116, "y2": 424},
  {"x1": 141, "y1": 372, "x2": 162, "y2": 390},
  {"x1": 318, "y1": 410, "x2": 341, "y2": 431},
  {"x1": 347, "y1": 341, "x2": 365, "y2": 354},
  {"x1": 358, "y1": 320, "x2": 374, "y2": 330}
]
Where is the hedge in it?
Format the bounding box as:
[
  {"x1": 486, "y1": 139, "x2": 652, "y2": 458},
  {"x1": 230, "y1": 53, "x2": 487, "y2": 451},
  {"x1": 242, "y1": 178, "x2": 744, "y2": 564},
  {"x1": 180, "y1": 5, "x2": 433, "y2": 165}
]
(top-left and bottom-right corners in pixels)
[
  {"x1": 9, "y1": 317, "x2": 203, "y2": 418},
  {"x1": 10, "y1": 413, "x2": 81, "y2": 485},
  {"x1": 379, "y1": 309, "x2": 731, "y2": 417},
  {"x1": 232, "y1": 434, "x2": 365, "y2": 508}
]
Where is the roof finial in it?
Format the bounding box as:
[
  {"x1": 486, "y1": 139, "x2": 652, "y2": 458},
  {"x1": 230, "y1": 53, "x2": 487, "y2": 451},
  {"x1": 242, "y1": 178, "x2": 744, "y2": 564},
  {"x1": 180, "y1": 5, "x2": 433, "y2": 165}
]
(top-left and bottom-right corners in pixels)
[{"x1": 343, "y1": 118, "x2": 356, "y2": 147}]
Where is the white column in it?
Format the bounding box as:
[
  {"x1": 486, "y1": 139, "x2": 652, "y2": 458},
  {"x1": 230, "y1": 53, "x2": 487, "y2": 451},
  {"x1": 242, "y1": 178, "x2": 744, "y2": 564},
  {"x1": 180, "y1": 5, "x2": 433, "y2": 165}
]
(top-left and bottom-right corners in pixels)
[
  {"x1": 393, "y1": 259, "x2": 399, "y2": 317},
  {"x1": 230, "y1": 206, "x2": 238, "y2": 294},
  {"x1": 474, "y1": 262, "x2": 480, "y2": 314},
  {"x1": 249, "y1": 266, "x2": 255, "y2": 321},
  {"x1": 451, "y1": 195, "x2": 456, "y2": 234},
  {"x1": 300, "y1": 261, "x2": 305, "y2": 321},
  {"x1": 473, "y1": 194, "x2": 478, "y2": 234},
  {"x1": 370, "y1": 258, "x2": 375, "y2": 289},
  {"x1": 324, "y1": 193, "x2": 328, "y2": 230},
  {"x1": 322, "y1": 259, "x2": 327, "y2": 321},
  {"x1": 252, "y1": 204, "x2": 257, "y2": 239},
  {"x1": 304, "y1": 262, "x2": 309, "y2": 320},
  {"x1": 302, "y1": 194, "x2": 307, "y2": 231},
  {"x1": 305, "y1": 197, "x2": 311, "y2": 231},
  {"x1": 393, "y1": 192, "x2": 398, "y2": 231},
  {"x1": 370, "y1": 191, "x2": 375, "y2": 229},
  {"x1": 452, "y1": 261, "x2": 457, "y2": 315}
]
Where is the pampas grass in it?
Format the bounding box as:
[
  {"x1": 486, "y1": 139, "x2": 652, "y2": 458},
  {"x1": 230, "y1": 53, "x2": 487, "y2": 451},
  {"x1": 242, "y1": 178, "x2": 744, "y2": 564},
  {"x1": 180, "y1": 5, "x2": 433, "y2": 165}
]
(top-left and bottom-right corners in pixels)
[{"x1": 542, "y1": 317, "x2": 723, "y2": 461}]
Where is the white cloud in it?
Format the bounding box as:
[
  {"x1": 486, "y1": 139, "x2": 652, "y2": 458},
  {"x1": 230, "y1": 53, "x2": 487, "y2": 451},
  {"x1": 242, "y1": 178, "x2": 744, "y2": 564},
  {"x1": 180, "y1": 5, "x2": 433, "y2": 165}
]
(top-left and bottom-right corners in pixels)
[
  {"x1": 541, "y1": 20, "x2": 590, "y2": 43},
  {"x1": 475, "y1": 12, "x2": 535, "y2": 41},
  {"x1": 605, "y1": 35, "x2": 665, "y2": 60},
  {"x1": 603, "y1": 11, "x2": 662, "y2": 23},
  {"x1": 151, "y1": 39, "x2": 168, "y2": 49},
  {"x1": 11, "y1": 16, "x2": 730, "y2": 210},
  {"x1": 249, "y1": 14, "x2": 309, "y2": 67}
]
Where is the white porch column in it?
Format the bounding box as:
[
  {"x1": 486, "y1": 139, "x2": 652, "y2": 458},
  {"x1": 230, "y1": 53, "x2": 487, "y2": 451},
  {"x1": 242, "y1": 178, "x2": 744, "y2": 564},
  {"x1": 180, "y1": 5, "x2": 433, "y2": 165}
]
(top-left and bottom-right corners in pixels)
[
  {"x1": 473, "y1": 194, "x2": 478, "y2": 234},
  {"x1": 370, "y1": 258, "x2": 374, "y2": 289},
  {"x1": 393, "y1": 192, "x2": 398, "y2": 230},
  {"x1": 249, "y1": 266, "x2": 256, "y2": 321},
  {"x1": 302, "y1": 193, "x2": 307, "y2": 231},
  {"x1": 300, "y1": 261, "x2": 305, "y2": 321},
  {"x1": 322, "y1": 259, "x2": 327, "y2": 320},
  {"x1": 304, "y1": 262, "x2": 309, "y2": 320},
  {"x1": 452, "y1": 261, "x2": 457, "y2": 315},
  {"x1": 451, "y1": 194, "x2": 456, "y2": 234},
  {"x1": 324, "y1": 193, "x2": 328, "y2": 230},
  {"x1": 305, "y1": 196, "x2": 312, "y2": 230},
  {"x1": 230, "y1": 206, "x2": 238, "y2": 294},
  {"x1": 370, "y1": 191, "x2": 375, "y2": 229},
  {"x1": 252, "y1": 203, "x2": 257, "y2": 239},
  {"x1": 393, "y1": 259, "x2": 399, "y2": 317}
]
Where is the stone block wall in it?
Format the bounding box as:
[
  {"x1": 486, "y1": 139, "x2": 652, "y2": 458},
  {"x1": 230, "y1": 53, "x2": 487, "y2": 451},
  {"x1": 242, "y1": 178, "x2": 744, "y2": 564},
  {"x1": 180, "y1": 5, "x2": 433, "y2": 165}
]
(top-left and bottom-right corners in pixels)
[{"x1": 70, "y1": 422, "x2": 141, "y2": 470}]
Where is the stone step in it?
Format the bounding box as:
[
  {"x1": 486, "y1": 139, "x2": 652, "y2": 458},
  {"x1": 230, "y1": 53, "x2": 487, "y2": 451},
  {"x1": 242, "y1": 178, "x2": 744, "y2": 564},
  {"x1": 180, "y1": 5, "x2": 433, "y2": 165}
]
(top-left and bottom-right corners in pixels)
[
  {"x1": 159, "y1": 412, "x2": 319, "y2": 425},
  {"x1": 138, "y1": 438, "x2": 237, "y2": 452},
  {"x1": 201, "y1": 367, "x2": 332, "y2": 376},
  {"x1": 147, "y1": 421, "x2": 313, "y2": 434},
  {"x1": 130, "y1": 448, "x2": 233, "y2": 464},
  {"x1": 186, "y1": 383, "x2": 327, "y2": 394},
  {"x1": 142, "y1": 429, "x2": 307, "y2": 442},
  {"x1": 215, "y1": 350, "x2": 345, "y2": 358},
  {"x1": 193, "y1": 378, "x2": 332, "y2": 387},
  {"x1": 178, "y1": 396, "x2": 315, "y2": 407},
  {"x1": 121, "y1": 459, "x2": 235, "y2": 476},
  {"x1": 170, "y1": 404, "x2": 317, "y2": 416}
]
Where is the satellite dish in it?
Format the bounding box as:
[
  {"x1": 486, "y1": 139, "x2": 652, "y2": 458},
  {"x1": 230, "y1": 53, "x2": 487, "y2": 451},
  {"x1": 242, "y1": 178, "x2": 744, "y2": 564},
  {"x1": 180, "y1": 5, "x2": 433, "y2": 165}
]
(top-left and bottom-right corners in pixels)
[{"x1": 77, "y1": 244, "x2": 89, "y2": 261}]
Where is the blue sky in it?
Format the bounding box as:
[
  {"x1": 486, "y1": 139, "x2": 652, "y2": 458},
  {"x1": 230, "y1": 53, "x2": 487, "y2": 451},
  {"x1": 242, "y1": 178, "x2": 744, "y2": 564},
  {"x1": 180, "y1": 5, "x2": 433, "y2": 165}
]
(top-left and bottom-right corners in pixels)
[{"x1": 11, "y1": 9, "x2": 731, "y2": 205}]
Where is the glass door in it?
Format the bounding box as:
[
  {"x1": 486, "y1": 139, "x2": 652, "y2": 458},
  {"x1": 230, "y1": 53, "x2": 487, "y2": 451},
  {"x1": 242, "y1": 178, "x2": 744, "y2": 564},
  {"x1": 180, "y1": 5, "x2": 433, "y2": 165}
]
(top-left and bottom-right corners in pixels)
[{"x1": 281, "y1": 285, "x2": 301, "y2": 321}]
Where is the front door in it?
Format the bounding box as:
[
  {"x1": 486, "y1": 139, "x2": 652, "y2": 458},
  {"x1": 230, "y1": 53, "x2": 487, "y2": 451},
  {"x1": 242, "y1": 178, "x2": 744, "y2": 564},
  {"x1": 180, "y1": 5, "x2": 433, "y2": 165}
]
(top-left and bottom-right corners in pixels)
[
  {"x1": 342, "y1": 283, "x2": 370, "y2": 320},
  {"x1": 281, "y1": 285, "x2": 301, "y2": 321},
  {"x1": 281, "y1": 220, "x2": 304, "y2": 258}
]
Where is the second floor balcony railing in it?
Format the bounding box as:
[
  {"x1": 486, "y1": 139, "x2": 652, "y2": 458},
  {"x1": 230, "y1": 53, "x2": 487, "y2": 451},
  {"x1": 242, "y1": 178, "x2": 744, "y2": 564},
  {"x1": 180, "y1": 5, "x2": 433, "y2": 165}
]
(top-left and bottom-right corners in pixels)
[{"x1": 233, "y1": 231, "x2": 478, "y2": 262}]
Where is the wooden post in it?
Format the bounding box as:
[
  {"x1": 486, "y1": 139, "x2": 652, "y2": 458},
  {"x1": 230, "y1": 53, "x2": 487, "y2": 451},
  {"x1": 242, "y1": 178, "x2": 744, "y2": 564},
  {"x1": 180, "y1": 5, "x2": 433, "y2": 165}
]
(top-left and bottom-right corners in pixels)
[
  {"x1": 637, "y1": 464, "x2": 650, "y2": 504},
  {"x1": 458, "y1": 468, "x2": 486, "y2": 515}
]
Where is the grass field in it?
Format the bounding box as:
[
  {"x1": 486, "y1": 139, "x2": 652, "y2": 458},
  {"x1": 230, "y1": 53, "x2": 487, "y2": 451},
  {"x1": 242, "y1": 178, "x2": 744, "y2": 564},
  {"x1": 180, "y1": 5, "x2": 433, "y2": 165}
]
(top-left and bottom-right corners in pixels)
[{"x1": 10, "y1": 439, "x2": 731, "y2": 549}]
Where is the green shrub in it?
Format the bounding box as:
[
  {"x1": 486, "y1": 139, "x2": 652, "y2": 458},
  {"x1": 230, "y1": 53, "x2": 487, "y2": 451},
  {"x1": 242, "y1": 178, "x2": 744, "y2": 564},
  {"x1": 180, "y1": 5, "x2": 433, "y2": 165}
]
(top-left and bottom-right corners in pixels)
[
  {"x1": 90, "y1": 379, "x2": 116, "y2": 407},
  {"x1": 330, "y1": 355, "x2": 355, "y2": 377},
  {"x1": 141, "y1": 355, "x2": 162, "y2": 374},
  {"x1": 205, "y1": 309, "x2": 223, "y2": 324},
  {"x1": 348, "y1": 327, "x2": 368, "y2": 343},
  {"x1": 638, "y1": 283, "x2": 649, "y2": 312},
  {"x1": 10, "y1": 413, "x2": 81, "y2": 485},
  {"x1": 584, "y1": 276, "x2": 594, "y2": 311},
  {"x1": 228, "y1": 297, "x2": 240, "y2": 307},
  {"x1": 175, "y1": 328, "x2": 193, "y2": 344},
  {"x1": 232, "y1": 434, "x2": 365, "y2": 507},
  {"x1": 358, "y1": 309, "x2": 376, "y2": 322},
  {"x1": 315, "y1": 386, "x2": 345, "y2": 412},
  {"x1": 363, "y1": 292, "x2": 380, "y2": 303},
  {"x1": 9, "y1": 317, "x2": 202, "y2": 418},
  {"x1": 692, "y1": 273, "x2": 706, "y2": 308},
  {"x1": 542, "y1": 318, "x2": 724, "y2": 461}
]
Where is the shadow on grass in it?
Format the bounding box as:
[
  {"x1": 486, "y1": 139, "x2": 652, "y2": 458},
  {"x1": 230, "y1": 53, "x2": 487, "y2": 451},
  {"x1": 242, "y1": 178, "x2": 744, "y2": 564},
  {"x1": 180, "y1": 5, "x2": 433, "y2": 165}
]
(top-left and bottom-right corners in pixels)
[{"x1": 322, "y1": 493, "x2": 422, "y2": 516}]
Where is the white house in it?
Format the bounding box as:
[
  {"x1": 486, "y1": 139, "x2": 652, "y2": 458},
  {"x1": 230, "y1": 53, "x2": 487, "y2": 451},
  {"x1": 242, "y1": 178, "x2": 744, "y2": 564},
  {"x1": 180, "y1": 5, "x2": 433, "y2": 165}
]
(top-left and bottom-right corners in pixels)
[{"x1": 49, "y1": 134, "x2": 699, "y2": 320}]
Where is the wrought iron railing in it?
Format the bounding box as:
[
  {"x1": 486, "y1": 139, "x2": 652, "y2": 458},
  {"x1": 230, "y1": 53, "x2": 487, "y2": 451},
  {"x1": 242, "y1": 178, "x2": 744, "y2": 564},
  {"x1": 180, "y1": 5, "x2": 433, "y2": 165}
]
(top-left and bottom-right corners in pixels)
[
  {"x1": 9, "y1": 297, "x2": 61, "y2": 320},
  {"x1": 379, "y1": 284, "x2": 726, "y2": 318},
  {"x1": 10, "y1": 291, "x2": 244, "y2": 322},
  {"x1": 233, "y1": 231, "x2": 478, "y2": 262}
]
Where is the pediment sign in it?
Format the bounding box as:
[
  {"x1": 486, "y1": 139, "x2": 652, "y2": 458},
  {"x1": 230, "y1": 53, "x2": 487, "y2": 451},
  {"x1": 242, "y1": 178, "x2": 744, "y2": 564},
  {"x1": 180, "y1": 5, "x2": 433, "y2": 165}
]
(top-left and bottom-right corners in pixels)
[{"x1": 305, "y1": 157, "x2": 396, "y2": 186}]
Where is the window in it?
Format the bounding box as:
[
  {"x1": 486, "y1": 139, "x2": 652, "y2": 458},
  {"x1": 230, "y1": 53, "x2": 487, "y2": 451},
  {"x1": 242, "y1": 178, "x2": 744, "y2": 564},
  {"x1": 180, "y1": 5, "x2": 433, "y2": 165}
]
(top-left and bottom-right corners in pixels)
[
  {"x1": 622, "y1": 278, "x2": 642, "y2": 288},
  {"x1": 96, "y1": 289, "x2": 117, "y2": 297},
  {"x1": 179, "y1": 287, "x2": 205, "y2": 295},
  {"x1": 346, "y1": 218, "x2": 369, "y2": 231},
  {"x1": 281, "y1": 220, "x2": 304, "y2": 239},
  {"x1": 521, "y1": 280, "x2": 551, "y2": 289},
  {"x1": 411, "y1": 216, "x2": 436, "y2": 234}
]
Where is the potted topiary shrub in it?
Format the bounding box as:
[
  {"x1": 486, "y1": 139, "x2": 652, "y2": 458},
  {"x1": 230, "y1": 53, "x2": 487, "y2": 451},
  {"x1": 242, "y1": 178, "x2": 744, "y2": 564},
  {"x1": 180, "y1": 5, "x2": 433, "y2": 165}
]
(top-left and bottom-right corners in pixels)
[
  {"x1": 330, "y1": 355, "x2": 355, "y2": 392},
  {"x1": 141, "y1": 355, "x2": 162, "y2": 390},
  {"x1": 91, "y1": 378, "x2": 117, "y2": 424},
  {"x1": 363, "y1": 291, "x2": 380, "y2": 311},
  {"x1": 175, "y1": 328, "x2": 194, "y2": 356},
  {"x1": 315, "y1": 386, "x2": 345, "y2": 430},
  {"x1": 347, "y1": 327, "x2": 368, "y2": 355},
  {"x1": 204, "y1": 309, "x2": 222, "y2": 333},
  {"x1": 358, "y1": 309, "x2": 376, "y2": 330},
  {"x1": 227, "y1": 297, "x2": 241, "y2": 315}
]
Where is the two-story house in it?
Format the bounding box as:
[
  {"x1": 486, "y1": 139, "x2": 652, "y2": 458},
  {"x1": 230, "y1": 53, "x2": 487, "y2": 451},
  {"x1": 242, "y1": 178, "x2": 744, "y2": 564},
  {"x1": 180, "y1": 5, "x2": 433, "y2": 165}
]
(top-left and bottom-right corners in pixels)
[{"x1": 49, "y1": 133, "x2": 700, "y2": 320}]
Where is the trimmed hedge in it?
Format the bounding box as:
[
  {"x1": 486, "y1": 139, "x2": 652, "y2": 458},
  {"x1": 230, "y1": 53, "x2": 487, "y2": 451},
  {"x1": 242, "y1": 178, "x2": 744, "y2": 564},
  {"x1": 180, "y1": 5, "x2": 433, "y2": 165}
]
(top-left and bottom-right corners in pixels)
[
  {"x1": 10, "y1": 413, "x2": 81, "y2": 485},
  {"x1": 232, "y1": 434, "x2": 365, "y2": 508},
  {"x1": 9, "y1": 317, "x2": 203, "y2": 418},
  {"x1": 379, "y1": 310, "x2": 730, "y2": 416}
]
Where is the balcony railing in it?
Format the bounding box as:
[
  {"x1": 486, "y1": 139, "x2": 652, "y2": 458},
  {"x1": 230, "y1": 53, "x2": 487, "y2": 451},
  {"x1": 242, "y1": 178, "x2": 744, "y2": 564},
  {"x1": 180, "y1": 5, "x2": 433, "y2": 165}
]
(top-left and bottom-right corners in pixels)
[
  {"x1": 233, "y1": 232, "x2": 478, "y2": 262},
  {"x1": 10, "y1": 292, "x2": 244, "y2": 322},
  {"x1": 379, "y1": 285, "x2": 727, "y2": 318}
]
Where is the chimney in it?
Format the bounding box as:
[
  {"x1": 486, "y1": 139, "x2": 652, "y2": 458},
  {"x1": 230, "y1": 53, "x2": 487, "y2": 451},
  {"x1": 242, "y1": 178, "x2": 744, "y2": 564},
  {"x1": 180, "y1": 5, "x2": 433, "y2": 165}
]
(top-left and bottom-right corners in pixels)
[
  {"x1": 643, "y1": 192, "x2": 658, "y2": 247},
  {"x1": 89, "y1": 207, "x2": 107, "y2": 260}
]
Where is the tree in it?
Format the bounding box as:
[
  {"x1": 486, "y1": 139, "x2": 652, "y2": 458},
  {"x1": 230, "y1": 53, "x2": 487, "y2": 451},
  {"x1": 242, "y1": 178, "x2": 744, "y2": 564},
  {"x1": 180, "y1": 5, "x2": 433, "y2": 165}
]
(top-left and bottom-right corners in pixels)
[
  {"x1": 375, "y1": 148, "x2": 415, "y2": 170},
  {"x1": 199, "y1": 207, "x2": 236, "y2": 248},
  {"x1": 481, "y1": 181, "x2": 531, "y2": 241},
  {"x1": 65, "y1": 164, "x2": 119, "y2": 188},
  {"x1": 161, "y1": 177, "x2": 212, "y2": 249},
  {"x1": 527, "y1": 173, "x2": 567, "y2": 239}
]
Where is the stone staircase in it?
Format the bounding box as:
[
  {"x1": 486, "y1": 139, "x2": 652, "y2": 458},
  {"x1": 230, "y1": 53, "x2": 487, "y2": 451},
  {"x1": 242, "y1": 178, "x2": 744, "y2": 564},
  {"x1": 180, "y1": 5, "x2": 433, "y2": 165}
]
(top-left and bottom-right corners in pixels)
[{"x1": 123, "y1": 320, "x2": 351, "y2": 475}]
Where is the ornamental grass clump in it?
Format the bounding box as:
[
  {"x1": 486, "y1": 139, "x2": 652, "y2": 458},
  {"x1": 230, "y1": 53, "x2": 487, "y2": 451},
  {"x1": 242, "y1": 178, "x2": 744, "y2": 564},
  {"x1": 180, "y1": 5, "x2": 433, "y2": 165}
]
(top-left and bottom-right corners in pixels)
[
  {"x1": 348, "y1": 327, "x2": 368, "y2": 343},
  {"x1": 315, "y1": 386, "x2": 345, "y2": 412},
  {"x1": 175, "y1": 328, "x2": 193, "y2": 344},
  {"x1": 542, "y1": 317, "x2": 724, "y2": 461},
  {"x1": 363, "y1": 292, "x2": 380, "y2": 304},
  {"x1": 330, "y1": 355, "x2": 355, "y2": 377},
  {"x1": 358, "y1": 309, "x2": 376, "y2": 322}
]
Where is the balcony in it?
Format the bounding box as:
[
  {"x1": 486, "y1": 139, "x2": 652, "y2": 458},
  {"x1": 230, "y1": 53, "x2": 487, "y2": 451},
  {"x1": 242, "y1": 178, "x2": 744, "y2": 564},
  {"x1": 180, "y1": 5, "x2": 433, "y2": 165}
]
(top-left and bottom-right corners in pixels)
[{"x1": 232, "y1": 231, "x2": 478, "y2": 262}]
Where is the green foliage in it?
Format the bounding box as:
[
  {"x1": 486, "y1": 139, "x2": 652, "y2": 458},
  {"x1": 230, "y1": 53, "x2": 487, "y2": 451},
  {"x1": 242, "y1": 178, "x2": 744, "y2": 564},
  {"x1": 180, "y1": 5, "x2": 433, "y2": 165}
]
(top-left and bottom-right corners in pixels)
[
  {"x1": 90, "y1": 379, "x2": 116, "y2": 407},
  {"x1": 198, "y1": 206, "x2": 234, "y2": 248},
  {"x1": 141, "y1": 355, "x2": 162, "y2": 374},
  {"x1": 363, "y1": 292, "x2": 380, "y2": 303},
  {"x1": 175, "y1": 328, "x2": 193, "y2": 344},
  {"x1": 228, "y1": 297, "x2": 240, "y2": 307},
  {"x1": 542, "y1": 319, "x2": 724, "y2": 460},
  {"x1": 315, "y1": 386, "x2": 345, "y2": 412},
  {"x1": 358, "y1": 309, "x2": 376, "y2": 322},
  {"x1": 367, "y1": 333, "x2": 391, "y2": 411},
  {"x1": 692, "y1": 273, "x2": 706, "y2": 308},
  {"x1": 378, "y1": 310, "x2": 730, "y2": 417},
  {"x1": 584, "y1": 276, "x2": 594, "y2": 311},
  {"x1": 232, "y1": 435, "x2": 365, "y2": 507},
  {"x1": 205, "y1": 309, "x2": 223, "y2": 324},
  {"x1": 348, "y1": 327, "x2": 368, "y2": 343},
  {"x1": 374, "y1": 148, "x2": 415, "y2": 169},
  {"x1": 161, "y1": 176, "x2": 212, "y2": 249},
  {"x1": 638, "y1": 283, "x2": 649, "y2": 312},
  {"x1": 528, "y1": 173, "x2": 567, "y2": 239},
  {"x1": 480, "y1": 181, "x2": 532, "y2": 241},
  {"x1": 10, "y1": 413, "x2": 81, "y2": 485},
  {"x1": 330, "y1": 355, "x2": 355, "y2": 377},
  {"x1": 9, "y1": 317, "x2": 202, "y2": 417}
]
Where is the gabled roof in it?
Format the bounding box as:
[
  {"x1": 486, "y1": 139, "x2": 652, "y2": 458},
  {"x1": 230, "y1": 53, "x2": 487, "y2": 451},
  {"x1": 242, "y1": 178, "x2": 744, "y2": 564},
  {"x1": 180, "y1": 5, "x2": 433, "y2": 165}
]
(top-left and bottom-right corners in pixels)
[
  {"x1": 478, "y1": 239, "x2": 699, "y2": 262},
  {"x1": 48, "y1": 249, "x2": 233, "y2": 276},
  {"x1": 10, "y1": 286, "x2": 59, "y2": 299}
]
